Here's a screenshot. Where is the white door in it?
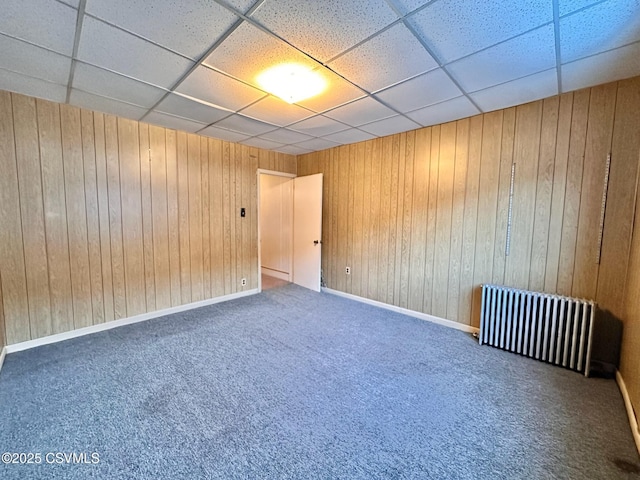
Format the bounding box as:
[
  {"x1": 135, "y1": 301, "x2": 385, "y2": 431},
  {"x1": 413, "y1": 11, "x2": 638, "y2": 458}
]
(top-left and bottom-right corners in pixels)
[{"x1": 293, "y1": 174, "x2": 323, "y2": 292}]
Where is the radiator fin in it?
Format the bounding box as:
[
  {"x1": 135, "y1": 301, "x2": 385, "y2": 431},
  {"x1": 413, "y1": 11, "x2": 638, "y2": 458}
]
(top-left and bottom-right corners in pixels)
[{"x1": 479, "y1": 284, "x2": 595, "y2": 376}]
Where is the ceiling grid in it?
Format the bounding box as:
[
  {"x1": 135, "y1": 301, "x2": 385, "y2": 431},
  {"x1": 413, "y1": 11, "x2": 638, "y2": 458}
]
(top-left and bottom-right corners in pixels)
[{"x1": 0, "y1": 0, "x2": 638, "y2": 153}]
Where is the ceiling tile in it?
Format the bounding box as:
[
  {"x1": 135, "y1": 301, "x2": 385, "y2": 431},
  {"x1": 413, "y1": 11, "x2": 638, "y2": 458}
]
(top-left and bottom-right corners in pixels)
[
  {"x1": 561, "y1": 41, "x2": 640, "y2": 92},
  {"x1": 374, "y1": 68, "x2": 462, "y2": 113},
  {"x1": 73, "y1": 62, "x2": 167, "y2": 108},
  {"x1": 560, "y1": 0, "x2": 640, "y2": 63},
  {"x1": 59, "y1": 0, "x2": 80, "y2": 7},
  {"x1": 0, "y1": 0, "x2": 77, "y2": 55},
  {"x1": 358, "y1": 115, "x2": 421, "y2": 137},
  {"x1": 323, "y1": 128, "x2": 376, "y2": 145},
  {"x1": 176, "y1": 65, "x2": 265, "y2": 112},
  {"x1": 251, "y1": 0, "x2": 398, "y2": 63},
  {"x1": 240, "y1": 96, "x2": 315, "y2": 126},
  {"x1": 203, "y1": 22, "x2": 316, "y2": 88},
  {"x1": 294, "y1": 67, "x2": 366, "y2": 113},
  {"x1": 294, "y1": 137, "x2": 341, "y2": 151},
  {"x1": 0, "y1": 35, "x2": 71, "y2": 85},
  {"x1": 259, "y1": 129, "x2": 314, "y2": 144},
  {"x1": 155, "y1": 93, "x2": 232, "y2": 124},
  {"x1": 0, "y1": 69, "x2": 67, "y2": 103},
  {"x1": 324, "y1": 96, "x2": 396, "y2": 126},
  {"x1": 143, "y1": 111, "x2": 207, "y2": 133},
  {"x1": 199, "y1": 125, "x2": 251, "y2": 142},
  {"x1": 448, "y1": 25, "x2": 556, "y2": 93},
  {"x1": 69, "y1": 89, "x2": 148, "y2": 120},
  {"x1": 77, "y1": 17, "x2": 194, "y2": 89},
  {"x1": 406, "y1": 96, "x2": 480, "y2": 127},
  {"x1": 274, "y1": 144, "x2": 313, "y2": 155},
  {"x1": 214, "y1": 114, "x2": 279, "y2": 136},
  {"x1": 85, "y1": 0, "x2": 239, "y2": 60},
  {"x1": 217, "y1": 0, "x2": 256, "y2": 13},
  {"x1": 470, "y1": 69, "x2": 558, "y2": 112},
  {"x1": 389, "y1": 0, "x2": 433, "y2": 16},
  {"x1": 559, "y1": 0, "x2": 606, "y2": 17},
  {"x1": 408, "y1": 0, "x2": 552, "y2": 63},
  {"x1": 329, "y1": 23, "x2": 438, "y2": 93},
  {"x1": 241, "y1": 137, "x2": 286, "y2": 150},
  {"x1": 288, "y1": 115, "x2": 349, "y2": 136}
]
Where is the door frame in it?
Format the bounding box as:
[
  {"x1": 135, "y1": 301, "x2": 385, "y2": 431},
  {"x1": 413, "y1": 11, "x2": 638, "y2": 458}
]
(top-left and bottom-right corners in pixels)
[{"x1": 257, "y1": 168, "x2": 296, "y2": 293}]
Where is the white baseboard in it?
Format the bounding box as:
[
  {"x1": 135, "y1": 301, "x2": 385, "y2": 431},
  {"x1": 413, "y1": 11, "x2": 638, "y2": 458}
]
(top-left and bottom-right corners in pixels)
[
  {"x1": 5, "y1": 289, "x2": 258, "y2": 354},
  {"x1": 261, "y1": 268, "x2": 290, "y2": 281},
  {"x1": 322, "y1": 288, "x2": 480, "y2": 334},
  {"x1": 616, "y1": 370, "x2": 640, "y2": 456},
  {"x1": 0, "y1": 346, "x2": 6, "y2": 375}
]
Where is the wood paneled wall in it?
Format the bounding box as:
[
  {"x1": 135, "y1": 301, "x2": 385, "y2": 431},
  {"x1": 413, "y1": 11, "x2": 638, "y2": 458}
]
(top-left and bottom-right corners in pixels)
[
  {"x1": 298, "y1": 77, "x2": 640, "y2": 329},
  {"x1": 0, "y1": 90, "x2": 296, "y2": 346}
]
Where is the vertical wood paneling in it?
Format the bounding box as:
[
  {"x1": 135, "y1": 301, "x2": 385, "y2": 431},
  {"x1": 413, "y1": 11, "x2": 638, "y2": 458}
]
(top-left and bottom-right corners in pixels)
[
  {"x1": 368, "y1": 140, "x2": 382, "y2": 300},
  {"x1": 346, "y1": 145, "x2": 356, "y2": 294},
  {"x1": 105, "y1": 115, "x2": 126, "y2": 319},
  {"x1": 386, "y1": 135, "x2": 401, "y2": 304},
  {"x1": 0, "y1": 90, "x2": 294, "y2": 345},
  {"x1": 529, "y1": 97, "x2": 559, "y2": 292},
  {"x1": 13, "y1": 94, "x2": 51, "y2": 339},
  {"x1": 0, "y1": 91, "x2": 30, "y2": 344},
  {"x1": 557, "y1": 89, "x2": 590, "y2": 296},
  {"x1": 209, "y1": 139, "x2": 224, "y2": 297},
  {"x1": 491, "y1": 108, "x2": 516, "y2": 286},
  {"x1": 139, "y1": 124, "x2": 156, "y2": 311},
  {"x1": 572, "y1": 83, "x2": 617, "y2": 300},
  {"x1": 377, "y1": 137, "x2": 392, "y2": 302},
  {"x1": 544, "y1": 93, "x2": 573, "y2": 292},
  {"x1": 598, "y1": 77, "x2": 640, "y2": 316},
  {"x1": 408, "y1": 129, "x2": 429, "y2": 313},
  {"x1": 351, "y1": 144, "x2": 364, "y2": 297},
  {"x1": 61, "y1": 104, "x2": 93, "y2": 329},
  {"x1": 149, "y1": 125, "x2": 171, "y2": 310},
  {"x1": 166, "y1": 129, "x2": 181, "y2": 307},
  {"x1": 188, "y1": 134, "x2": 203, "y2": 301},
  {"x1": 80, "y1": 109, "x2": 105, "y2": 324},
  {"x1": 37, "y1": 99, "x2": 73, "y2": 333},
  {"x1": 177, "y1": 131, "x2": 192, "y2": 301},
  {"x1": 504, "y1": 102, "x2": 543, "y2": 290},
  {"x1": 118, "y1": 118, "x2": 146, "y2": 316},
  {"x1": 93, "y1": 113, "x2": 115, "y2": 322},
  {"x1": 447, "y1": 118, "x2": 469, "y2": 321},
  {"x1": 433, "y1": 122, "x2": 456, "y2": 318},
  {"x1": 201, "y1": 137, "x2": 211, "y2": 297},
  {"x1": 398, "y1": 133, "x2": 415, "y2": 309},
  {"x1": 458, "y1": 115, "x2": 483, "y2": 325},
  {"x1": 423, "y1": 126, "x2": 438, "y2": 313}
]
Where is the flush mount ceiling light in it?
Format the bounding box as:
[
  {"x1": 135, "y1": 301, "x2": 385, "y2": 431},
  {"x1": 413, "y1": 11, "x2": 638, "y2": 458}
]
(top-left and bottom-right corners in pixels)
[{"x1": 256, "y1": 63, "x2": 327, "y2": 104}]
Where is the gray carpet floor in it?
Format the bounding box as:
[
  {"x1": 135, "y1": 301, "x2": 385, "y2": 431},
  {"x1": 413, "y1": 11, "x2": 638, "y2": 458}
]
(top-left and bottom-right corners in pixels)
[{"x1": 0, "y1": 284, "x2": 638, "y2": 479}]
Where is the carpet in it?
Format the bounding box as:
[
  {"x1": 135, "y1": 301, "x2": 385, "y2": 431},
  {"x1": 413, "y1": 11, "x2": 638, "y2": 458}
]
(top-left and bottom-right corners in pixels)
[{"x1": 0, "y1": 284, "x2": 638, "y2": 479}]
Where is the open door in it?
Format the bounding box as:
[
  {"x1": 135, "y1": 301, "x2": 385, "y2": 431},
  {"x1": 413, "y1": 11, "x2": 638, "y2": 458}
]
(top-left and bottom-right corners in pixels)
[{"x1": 293, "y1": 173, "x2": 323, "y2": 292}]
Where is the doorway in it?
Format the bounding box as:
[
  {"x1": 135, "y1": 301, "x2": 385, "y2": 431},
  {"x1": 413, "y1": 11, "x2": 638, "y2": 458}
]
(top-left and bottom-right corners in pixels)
[{"x1": 257, "y1": 170, "x2": 323, "y2": 292}]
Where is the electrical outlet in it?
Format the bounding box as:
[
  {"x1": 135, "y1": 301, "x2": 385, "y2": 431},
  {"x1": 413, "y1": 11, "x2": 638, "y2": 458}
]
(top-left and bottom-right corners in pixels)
[
  {"x1": 241, "y1": 278, "x2": 247, "y2": 286},
  {"x1": 345, "y1": 267, "x2": 351, "y2": 275}
]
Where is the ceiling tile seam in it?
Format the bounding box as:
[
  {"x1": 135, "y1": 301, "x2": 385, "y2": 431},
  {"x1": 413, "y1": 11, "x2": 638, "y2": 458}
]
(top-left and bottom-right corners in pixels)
[
  {"x1": 140, "y1": 0, "x2": 272, "y2": 124},
  {"x1": 0, "y1": 29, "x2": 73, "y2": 57},
  {"x1": 210, "y1": 0, "x2": 381, "y2": 105},
  {"x1": 71, "y1": 86, "x2": 152, "y2": 114},
  {"x1": 399, "y1": 18, "x2": 482, "y2": 113},
  {"x1": 552, "y1": 0, "x2": 563, "y2": 94},
  {"x1": 81, "y1": 13, "x2": 198, "y2": 62},
  {"x1": 558, "y1": 0, "x2": 609, "y2": 19},
  {"x1": 369, "y1": 67, "x2": 440, "y2": 95},
  {"x1": 0, "y1": 65, "x2": 67, "y2": 87},
  {"x1": 139, "y1": 17, "x2": 251, "y2": 123},
  {"x1": 559, "y1": 38, "x2": 640, "y2": 66},
  {"x1": 72, "y1": 59, "x2": 171, "y2": 93},
  {"x1": 439, "y1": 21, "x2": 555, "y2": 68},
  {"x1": 465, "y1": 67, "x2": 558, "y2": 96},
  {"x1": 321, "y1": 17, "x2": 405, "y2": 65},
  {"x1": 65, "y1": 0, "x2": 88, "y2": 104},
  {"x1": 53, "y1": 0, "x2": 77, "y2": 9}
]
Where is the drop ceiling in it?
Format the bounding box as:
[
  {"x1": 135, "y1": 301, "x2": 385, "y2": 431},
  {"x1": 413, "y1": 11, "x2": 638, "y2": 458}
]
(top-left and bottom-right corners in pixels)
[{"x1": 1, "y1": 0, "x2": 639, "y2": 154}]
